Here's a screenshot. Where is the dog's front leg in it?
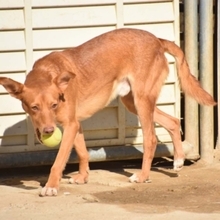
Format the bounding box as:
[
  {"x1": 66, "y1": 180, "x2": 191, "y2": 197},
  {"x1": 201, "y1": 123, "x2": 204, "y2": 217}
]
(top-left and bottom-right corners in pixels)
[
  {"x1": 40, "y1": 122, "x2": 80, "y2": 197},
  {"x1": 69, "y1": 126, "x2": 89, "y2": 184}
]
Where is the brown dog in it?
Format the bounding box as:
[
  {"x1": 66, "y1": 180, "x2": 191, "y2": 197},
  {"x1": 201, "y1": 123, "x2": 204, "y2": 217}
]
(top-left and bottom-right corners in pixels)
[{"x1": 0, "y1": 28, "x2": 216, "y2": 196}]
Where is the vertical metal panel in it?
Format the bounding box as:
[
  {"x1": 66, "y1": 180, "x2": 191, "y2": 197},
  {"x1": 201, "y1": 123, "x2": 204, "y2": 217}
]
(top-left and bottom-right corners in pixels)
[
  {"x1": 184, "y1": 0, "x2": 199, "y2": 158},
  {"x1": 199, "y1": 0, "x2": 214, "y2": 163},
  {"x1": 217, "y1": 0, "x2": 220, "y2": 149},
  {"x1": 173, "y1": 0, "x2": 181, "y2": 123}
]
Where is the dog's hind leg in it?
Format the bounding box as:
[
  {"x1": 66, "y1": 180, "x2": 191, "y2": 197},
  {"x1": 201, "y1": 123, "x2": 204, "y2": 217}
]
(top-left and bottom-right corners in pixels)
[
  {"x1": 69, "y1": 125, "x2": 89, "y2": 184},
  {"x1": 122, "y1": 80, "x2": 158, "y2": 183},
  {"x1": 153, "y1": 108, "x2": 185, "y2": 171},
  {"x1": 121, "y1": 92, "x2": 155, "y2": 182},
  {"x1": 132, "y1": 102, "x2": 156, "y2": 181},
  {"x1": 121, "y1": 91, "x2": 184, "y2": 175}
]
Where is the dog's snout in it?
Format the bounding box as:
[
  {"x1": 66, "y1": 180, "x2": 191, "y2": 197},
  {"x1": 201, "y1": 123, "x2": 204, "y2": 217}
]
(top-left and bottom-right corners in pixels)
[{"x1": 43, "y1": 126, "x2": 55, "y2": 134}]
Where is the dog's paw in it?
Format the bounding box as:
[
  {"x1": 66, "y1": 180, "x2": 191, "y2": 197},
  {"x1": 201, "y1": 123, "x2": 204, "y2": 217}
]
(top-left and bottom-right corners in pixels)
[
  {"x1": 129, "y1": 173, "x2": 151, "y2": 183},
  {"x1": 69, "y1": 173, "x2": 88, "y2": 184},
  {"x1": 173, "y1": 158, "x2": 184, "y2": 172},
  {"x1": 39, "y1": 187, "x2": 58, "y2": 197}
]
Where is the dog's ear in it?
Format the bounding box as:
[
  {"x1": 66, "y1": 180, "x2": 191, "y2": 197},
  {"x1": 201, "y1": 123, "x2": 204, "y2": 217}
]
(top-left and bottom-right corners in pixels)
[
  {"x1": 54, "y1": 72, "x2": 76, "y2": 92},
  {"x1": 0, "y1": 77, "x2": 24, "y2": 99}
]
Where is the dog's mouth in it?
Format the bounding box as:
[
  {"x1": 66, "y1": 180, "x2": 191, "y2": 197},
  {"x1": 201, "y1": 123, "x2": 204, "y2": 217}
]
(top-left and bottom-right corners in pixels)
[{"x1": 36, "y1": 128, "x2": 43, "y2": 144}]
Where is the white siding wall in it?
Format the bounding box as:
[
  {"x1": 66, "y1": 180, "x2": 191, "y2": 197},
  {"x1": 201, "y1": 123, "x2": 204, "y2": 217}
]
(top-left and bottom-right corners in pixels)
[{"x1": 0, "y1": 0, "x2": 180, "y2": 153}]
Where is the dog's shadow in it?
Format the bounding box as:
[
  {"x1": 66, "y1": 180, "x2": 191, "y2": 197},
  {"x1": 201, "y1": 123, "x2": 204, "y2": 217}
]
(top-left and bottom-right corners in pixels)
[
  {"x1": 0, "y1": 165, "x2": 50, "y2": 190},
  {"x1": 63, "y1": 157, "x2": 183, "y2": 182},
  {"x1": 1, "y1": 156, "x2": 194, "y2": 193},
  {"x1": 0, "y1": 157, "x2": 186, "y2": 191}
]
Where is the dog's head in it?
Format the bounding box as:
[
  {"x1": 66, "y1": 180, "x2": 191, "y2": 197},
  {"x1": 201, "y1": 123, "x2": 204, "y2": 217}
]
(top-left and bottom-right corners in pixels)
[{"x1": 0, "y1": 71, "x2": 75, "y2": 143}]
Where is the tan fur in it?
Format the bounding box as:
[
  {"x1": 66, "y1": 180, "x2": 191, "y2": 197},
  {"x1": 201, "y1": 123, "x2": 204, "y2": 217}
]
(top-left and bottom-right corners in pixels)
[{"x1": 0, "y1": 28, "x2": 216, "y2": 196}]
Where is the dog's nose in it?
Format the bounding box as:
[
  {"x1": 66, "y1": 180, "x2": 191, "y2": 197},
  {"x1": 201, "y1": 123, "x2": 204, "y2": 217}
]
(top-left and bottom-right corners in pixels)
[{"x1": 43, "y1": 126, "x2": 54, "y2": 134}]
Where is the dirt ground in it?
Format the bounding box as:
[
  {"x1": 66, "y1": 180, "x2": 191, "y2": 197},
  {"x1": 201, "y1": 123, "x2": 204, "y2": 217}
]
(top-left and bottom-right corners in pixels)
[{"x1": 0, "y1": 151, "x2": 220, "y2": 220}]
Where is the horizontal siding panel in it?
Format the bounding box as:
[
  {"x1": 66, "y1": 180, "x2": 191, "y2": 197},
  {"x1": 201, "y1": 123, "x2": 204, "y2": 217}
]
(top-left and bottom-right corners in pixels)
[
  {"x1": 125, "y1": 128, "x2": 143, "y2": 144},
  {"x1": 157, "y1": 104, "x2": 176, "y2": 116},
  {"x1": 31, "y1": 0, "x2": 171, "y2": 8},
  {"x1": 157, "y1": 84, "x2": 176, "y2": 104},
  {"x1": 125, "y1": 127, "x2": 171, "y2": 141},
  {"x1": 125, "y1": 23, "x2": 175, "y2": 41},
  {"x1": 32, "y1": 0, "x2": 117, "y2": 7},
  {"x1": 125, "y1": 131, "x2": 170, "y2": 145},
  {"x1": 126, "y1": 127, "x2": 143, "y2": 138},
  {"x1": 124, "y1": 3, "x2": 174, "y2": 24},
  {"x1": 32, "y1": 6, "x2": 116, "y2": 29},
  {"x1": 165, "y1": 53, "x2": 175, "y2": 62},
  {"x1": 126, "y1": 112, "x2": 140, "y2": 127},
  {"x1": 108, "y1": 99, "x2": 118, "y2": 107},
  {"x1": 125, "y1": 137, "x2": 144, "y2": 145},
  {"x1": 155, "y1": 127, "x2": 171, "y2": 142},
  {"x1": 33, "y1": 26, "x2": 115, "y2": 50},
  {"x1": 84, "y1": 129, "x2": 117, "y2": 140},
  {"x1": 0, "y1": 136, "x2": 26, "y2": 149},
  {"x1": 82, "y1": 107, "x2": 118, "y2": 130},
  {"x1": 124, "y1": 0, "x2": 172, "y2": 2},
  {"x1": 0, "y1": 95, "x2": 24, "y2": 114},
  {"x1": 0, "y1": 9, "x2": 25, "y2": 30},
  {"x1": 125, "y1": 126, "x2": 171, "y2": 143},
  {"x1": 33, "y1": 51, "x2": 54, "y2": 63},
  {"x1": 0, "y1": 52, "x2": 26, "y2": 72},
  {"x1": 0, "y1": 114, "x2": 27, "y2": 136},
  {"x1": 0, "y1": 0, "x2": 24, "y2": 8},
  {"x1": 0, "y1": 31, "x2": 26, "y2": 51},
  {"x1": 85, "y1": 138, "x2": 122, "y2": 147},
  {"x1": 166, "y1": 63, "x2": 176, "y2": 83}
]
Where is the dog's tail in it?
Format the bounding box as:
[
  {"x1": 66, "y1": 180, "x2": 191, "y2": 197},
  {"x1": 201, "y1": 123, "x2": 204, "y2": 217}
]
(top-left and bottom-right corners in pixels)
[{"x1": 159, "y1": 38, "x2": 216, "y2": 106}]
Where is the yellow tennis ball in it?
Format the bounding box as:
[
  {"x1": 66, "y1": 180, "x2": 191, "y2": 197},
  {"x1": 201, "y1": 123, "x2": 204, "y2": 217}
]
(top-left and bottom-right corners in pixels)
[{"x1": 41, "y1": 127, "x2": 62, "y2": 147}]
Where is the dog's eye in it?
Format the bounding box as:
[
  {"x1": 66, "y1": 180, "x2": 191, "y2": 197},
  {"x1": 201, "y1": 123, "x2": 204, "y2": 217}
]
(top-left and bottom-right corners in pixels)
[
  {"x1": 51, "y1": 103, "x2": 58, "y2": 109},
  {"x1": 31, "y1": 106, "x2": 39, "y2": 111}
]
